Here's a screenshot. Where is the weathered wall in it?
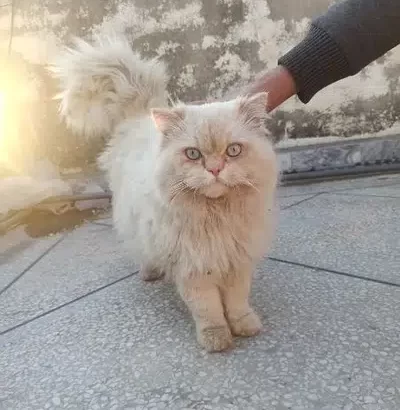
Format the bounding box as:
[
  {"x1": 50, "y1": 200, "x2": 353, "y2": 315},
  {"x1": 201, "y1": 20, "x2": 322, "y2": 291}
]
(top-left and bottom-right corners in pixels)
[{"x1": 0, "y1": 0, "x2": 399, "y2": 169}]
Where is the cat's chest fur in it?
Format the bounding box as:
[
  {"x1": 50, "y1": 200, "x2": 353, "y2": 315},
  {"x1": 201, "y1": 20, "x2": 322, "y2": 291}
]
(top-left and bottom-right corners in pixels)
[{"x1": 146, "y1": 190, "x2": 271, "y2": 279}]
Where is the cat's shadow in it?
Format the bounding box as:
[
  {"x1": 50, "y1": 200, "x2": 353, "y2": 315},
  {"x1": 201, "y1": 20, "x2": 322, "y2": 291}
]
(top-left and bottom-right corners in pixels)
[{"x1": 134, "y1": 274, "x2": 277, "y2": 350}]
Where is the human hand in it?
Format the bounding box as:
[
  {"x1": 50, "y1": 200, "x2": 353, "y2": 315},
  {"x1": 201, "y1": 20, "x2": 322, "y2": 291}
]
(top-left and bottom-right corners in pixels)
[
  {"x1": 186, "y1": 66, "x2": 296, "y2": 112},
  {"x1": 241, "y1": 66, "x2": 297, "y2": 112}
]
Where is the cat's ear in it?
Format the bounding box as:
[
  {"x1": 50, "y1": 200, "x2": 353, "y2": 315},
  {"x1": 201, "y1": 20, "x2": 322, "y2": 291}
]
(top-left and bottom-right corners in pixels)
[
  {"x1": 151, "y1": 107, "x2": 185, "y2": 136},
  {"x1": 237, "y1": 92, "x2": 269, "y2": 129}
]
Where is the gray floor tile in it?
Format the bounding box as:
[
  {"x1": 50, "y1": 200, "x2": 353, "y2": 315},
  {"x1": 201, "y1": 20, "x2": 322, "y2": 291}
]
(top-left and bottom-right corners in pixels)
[
  {"x1": 0, "y1": 223, "x2": 138, "y2": 333},
  {"x1": 0, "y1": 227, "x2": 62, "y2": 292},
  {"x1": 273, "y1": 193, "x2": 400, "y2": 285},
  {"x1": 91, "y1": 211, "x2": 113, "y2": 225},
  {"x1": 1, "y1": 259, "x2": 399, "y2": 410},
  {"x1": 277, "y1": 194, "x2": 319, "y2": 209},
  {"x1": 336, "y1": 185, "x2": 400, "y2": 198}
]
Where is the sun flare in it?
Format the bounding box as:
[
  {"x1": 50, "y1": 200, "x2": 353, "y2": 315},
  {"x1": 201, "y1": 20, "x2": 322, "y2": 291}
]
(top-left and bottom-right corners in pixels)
[{"x1": 0, "y1": 91, "x2": 5, "y2": 144}]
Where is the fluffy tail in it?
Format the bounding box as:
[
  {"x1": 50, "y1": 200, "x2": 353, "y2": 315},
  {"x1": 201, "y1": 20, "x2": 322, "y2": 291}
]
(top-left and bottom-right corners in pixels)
[{"x1": 50, "y1": 35, "x2": 168, "y2": 138}]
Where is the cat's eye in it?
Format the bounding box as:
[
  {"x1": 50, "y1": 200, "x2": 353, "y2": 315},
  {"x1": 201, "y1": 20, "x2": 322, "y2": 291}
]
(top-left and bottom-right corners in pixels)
[
  {"x1": 185, "y1": 147, "x2": 202, "y2": 160},
  {"x1": 226, "y1": 143, "x2": 242, "y2": 157}
]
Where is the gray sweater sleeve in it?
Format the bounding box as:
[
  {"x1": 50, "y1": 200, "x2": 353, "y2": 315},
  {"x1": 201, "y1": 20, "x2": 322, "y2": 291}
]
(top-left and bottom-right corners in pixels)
[{"x1": 278, "y1": 0, "x2": 400, "y2": 103}]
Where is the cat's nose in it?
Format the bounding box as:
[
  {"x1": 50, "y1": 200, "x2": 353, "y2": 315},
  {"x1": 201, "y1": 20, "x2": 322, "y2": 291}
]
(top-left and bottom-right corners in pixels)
[
  {"x1": 207, "y1": 166, "x2": 223, "y2": 177},
  {"x1": 206, "y1": 158, "x2": 225, "y2": 177}
]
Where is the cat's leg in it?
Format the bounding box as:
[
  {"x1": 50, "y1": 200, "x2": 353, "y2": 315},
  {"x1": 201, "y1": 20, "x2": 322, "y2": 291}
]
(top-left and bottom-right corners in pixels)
[
  {"x1": 221, "y1": 270, "x2": 262, "y2": 337},
  {"x1": 140, "y1": 263, "x2": 165, "y2": 282},
  {"x1": 177, "y1": 276, "x2": 233, "y2": 352}
]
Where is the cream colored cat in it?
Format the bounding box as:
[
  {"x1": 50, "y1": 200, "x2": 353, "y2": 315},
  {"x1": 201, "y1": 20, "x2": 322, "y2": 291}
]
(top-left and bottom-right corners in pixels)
[{"x1": 52, "y1": 36, "x2": 278, "y2": 352}]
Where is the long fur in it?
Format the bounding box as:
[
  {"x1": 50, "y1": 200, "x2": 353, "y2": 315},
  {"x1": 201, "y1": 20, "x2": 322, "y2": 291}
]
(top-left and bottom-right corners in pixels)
[
  {"x1": 49, "y1": 35, "x2": 168, "y2": 137},
  {"x1": 52, "y1": 36, "x2": 278, "y2": 352}
]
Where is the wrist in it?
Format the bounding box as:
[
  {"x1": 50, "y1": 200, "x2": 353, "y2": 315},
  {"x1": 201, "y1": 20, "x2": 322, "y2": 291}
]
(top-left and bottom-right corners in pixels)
[
  {"x1": 267, "y1": 65, "x2": 297, "y2": 111},
  {"x1": 244, "y1": 66, "x2": 297, "y2": 112}
]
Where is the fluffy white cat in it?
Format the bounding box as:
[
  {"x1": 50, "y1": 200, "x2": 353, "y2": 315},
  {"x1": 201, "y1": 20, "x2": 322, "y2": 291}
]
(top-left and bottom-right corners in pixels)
[{"x1": 51, "y1": 36, "x2": 278, "y2": 352}]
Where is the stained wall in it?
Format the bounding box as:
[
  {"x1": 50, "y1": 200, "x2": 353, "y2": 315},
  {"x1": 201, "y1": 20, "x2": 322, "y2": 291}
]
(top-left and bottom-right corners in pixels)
[{"x1": 0, "y1": 0, "x2": 399, "y2": 169}]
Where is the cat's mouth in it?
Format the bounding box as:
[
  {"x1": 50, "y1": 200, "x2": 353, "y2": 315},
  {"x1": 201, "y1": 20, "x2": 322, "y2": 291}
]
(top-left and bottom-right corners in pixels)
[{"x1": 200, "y1": 180, "x2": 230, "y2": 198}]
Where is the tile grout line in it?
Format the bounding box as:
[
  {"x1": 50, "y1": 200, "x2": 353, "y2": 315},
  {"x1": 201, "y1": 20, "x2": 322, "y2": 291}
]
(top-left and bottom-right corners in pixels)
[
  {"x1": 0, "y1": 235, "x2": 66, "y2": 297},
  {"x1": 2, "y1": 256, "x2": 398, "y2": 336},
  {"x1": 0, "y1": 270, "x2": 139, "y2": 337},
  {"x1": 281, "y1": 193, "x2": 323, "y2": 210},
  {"x1": 269, "y1": 257, "x2": 400, "y2": 288}
]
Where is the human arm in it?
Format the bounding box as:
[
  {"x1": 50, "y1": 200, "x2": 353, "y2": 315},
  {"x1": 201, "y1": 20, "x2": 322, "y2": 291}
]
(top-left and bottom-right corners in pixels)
[{"x1": 245, "y1": 0, "x2": 400, "y2": 110}]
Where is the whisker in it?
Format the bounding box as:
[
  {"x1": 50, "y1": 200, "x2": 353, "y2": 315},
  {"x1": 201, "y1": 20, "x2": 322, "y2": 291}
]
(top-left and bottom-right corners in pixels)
[
  {"x1": 242, "y1": 179, "x2": 260, "y2": 194},
  {"x1": 169, "y1": 180, "x2": 191, "y2": 205}
]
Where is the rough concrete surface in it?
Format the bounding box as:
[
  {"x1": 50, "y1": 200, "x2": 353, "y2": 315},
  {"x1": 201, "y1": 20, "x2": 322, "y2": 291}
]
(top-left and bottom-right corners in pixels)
[{"x1": 1, "y1": 174, "x2": 399, "y2": 410}]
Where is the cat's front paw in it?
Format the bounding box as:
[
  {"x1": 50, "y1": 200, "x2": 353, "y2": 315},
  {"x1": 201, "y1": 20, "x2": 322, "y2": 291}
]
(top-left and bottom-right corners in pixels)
[
  {"x1": 140, "y1": 265, "x2": 164, "y2": 282},
  {"x1": 197, "y1": 326, "x2": 233, "y2": 352},
  {"x1": 229, "y1": 311, "x2": 262, "y2": 337}
]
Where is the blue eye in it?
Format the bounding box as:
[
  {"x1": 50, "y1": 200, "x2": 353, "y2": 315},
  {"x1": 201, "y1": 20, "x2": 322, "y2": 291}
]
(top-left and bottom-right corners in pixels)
[
  {"x1": 185, "y1": 147, "x2": 202, "y2": 160},
  {"x1": 226, "y1": 143, "x2": 242, "y2": 157}
]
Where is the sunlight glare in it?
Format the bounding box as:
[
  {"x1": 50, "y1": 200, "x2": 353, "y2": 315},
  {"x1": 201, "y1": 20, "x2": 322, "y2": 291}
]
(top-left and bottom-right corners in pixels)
[{"x1": 0, "y1": 91, "x2": 5, "y2": 145}]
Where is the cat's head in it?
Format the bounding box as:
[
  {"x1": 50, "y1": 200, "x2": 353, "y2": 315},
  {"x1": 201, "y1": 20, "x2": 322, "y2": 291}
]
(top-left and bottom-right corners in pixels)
[{"x1": 151, "y1": 92, "x2": 277, "y2": 201}]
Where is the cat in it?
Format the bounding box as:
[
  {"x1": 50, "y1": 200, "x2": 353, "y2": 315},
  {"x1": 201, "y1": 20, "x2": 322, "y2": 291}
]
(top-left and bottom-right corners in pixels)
[{"x1": 51, "y1": 35, "x2": 278, "y2": 352}]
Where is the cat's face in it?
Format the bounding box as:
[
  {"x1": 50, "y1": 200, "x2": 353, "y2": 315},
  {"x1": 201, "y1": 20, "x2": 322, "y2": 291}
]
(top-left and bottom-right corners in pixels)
[{"x1": 152, "y1": 93, "x2": 277, "y2": 201}]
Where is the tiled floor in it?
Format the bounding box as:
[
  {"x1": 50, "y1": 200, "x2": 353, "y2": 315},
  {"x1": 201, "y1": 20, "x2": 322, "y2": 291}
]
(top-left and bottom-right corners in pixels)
[{"x1": 1, "y1": 174, "x2": 399, "y2": 410}]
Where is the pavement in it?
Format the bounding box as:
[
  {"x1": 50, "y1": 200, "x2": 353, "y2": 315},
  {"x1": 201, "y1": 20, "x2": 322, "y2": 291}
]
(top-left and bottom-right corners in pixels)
[{"x1": 1, "y1": 173, "x2": 399, "y2": 410}]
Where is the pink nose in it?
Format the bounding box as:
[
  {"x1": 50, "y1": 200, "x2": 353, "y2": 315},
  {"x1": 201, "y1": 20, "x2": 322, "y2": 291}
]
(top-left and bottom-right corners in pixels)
[{"x1": 207, "y1": 166, "x2": 222, "y2": 177}]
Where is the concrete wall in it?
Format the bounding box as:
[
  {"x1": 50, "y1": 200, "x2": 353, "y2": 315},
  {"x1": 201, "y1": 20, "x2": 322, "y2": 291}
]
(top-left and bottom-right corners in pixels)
[{"x1": 0, "y1": 0, "x2": 399, "y2": 170}]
